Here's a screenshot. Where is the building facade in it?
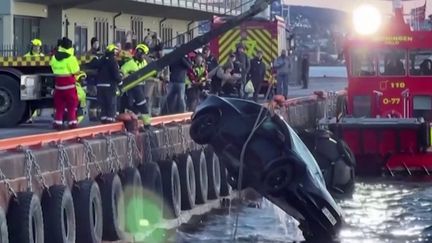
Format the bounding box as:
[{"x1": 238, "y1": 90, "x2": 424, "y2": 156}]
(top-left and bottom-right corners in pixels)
[{"x1": 0, "y1": 0, "x2": 243, "y2": 56}]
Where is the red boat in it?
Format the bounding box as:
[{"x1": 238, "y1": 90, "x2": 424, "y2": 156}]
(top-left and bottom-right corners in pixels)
[{"x1": 323, "y1": 1, "x2": 432, "y2": 177}]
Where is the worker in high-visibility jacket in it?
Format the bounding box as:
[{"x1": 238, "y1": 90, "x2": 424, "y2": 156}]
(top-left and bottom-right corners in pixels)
[
  {"x1": 120, "y1": 44, "x2": 151, "y2": 124},
  {"x1": 185, "y1": 53, "x2": 208, "y2": 111},
  {"x1": 24, "y1": 39, "x2": 45, "y2": 57},
  {"x1": 25, "y1": 38, "x2": 45, "y2": 123},
  {"x1": 49, "y1": 37, "x2": 80, "y2": 129},
  {"x1": 75, "y1": 71, "x2": 87, "y2": 124},
  {"x1": 96, "y1": 44, "x2": 122, "y2": 123}
]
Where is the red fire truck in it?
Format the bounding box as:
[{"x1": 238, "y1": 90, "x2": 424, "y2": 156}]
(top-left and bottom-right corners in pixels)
[
  {"x1": 323, "y1": 2, "x2": 432, "y2": 176},
  {"x1": 209, "y1": 16, "x2": 288, "y2": 92}
]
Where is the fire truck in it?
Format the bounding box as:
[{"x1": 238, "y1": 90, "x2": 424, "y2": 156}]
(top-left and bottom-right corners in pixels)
[
  {"x1": 208, "y1": 15, "x2": 288, "y2": 92},
  {"x1": 321, "y1": 1, "x2": 432, "y2": 176},
  {"x1": 0, "y1": 55, "x2": 93, "y2": 127}
]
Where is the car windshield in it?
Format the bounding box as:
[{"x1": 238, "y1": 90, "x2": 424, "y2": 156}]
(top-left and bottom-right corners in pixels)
[{"x1": 286, "y1": 125, "x2": 326, "y2": 187}]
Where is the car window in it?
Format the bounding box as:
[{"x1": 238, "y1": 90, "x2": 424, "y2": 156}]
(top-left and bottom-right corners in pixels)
[{"x1": 287, "y1": 125, "x2": 326, "y2": 186}]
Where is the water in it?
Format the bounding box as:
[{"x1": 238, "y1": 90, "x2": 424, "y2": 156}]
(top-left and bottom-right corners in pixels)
[
  {"x1": 173, "y1": 179, "x2": 432, "y2": 242},
  {"x1": 309, "y1": 66, "x2": 347, "y2": 78}
]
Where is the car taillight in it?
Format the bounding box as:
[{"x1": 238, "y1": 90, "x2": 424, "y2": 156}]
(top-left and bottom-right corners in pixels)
[{"x1": 353, "y1": 95, "x2": 371, "y2": 117}]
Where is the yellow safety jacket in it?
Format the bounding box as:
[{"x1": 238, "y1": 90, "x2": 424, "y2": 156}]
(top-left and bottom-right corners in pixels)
[
  {"x1": 186, "y1": 65, "x2": 207, "y2": 88},
  {"x1": 121, "y1": 58, "x2": 148, "y2": 85},
  {"x1": 50, "y1": 47, "x2": 80, "y2": 76},
  {"x1": 76, "y1": 82, "x2": 87, "y2": 124}
]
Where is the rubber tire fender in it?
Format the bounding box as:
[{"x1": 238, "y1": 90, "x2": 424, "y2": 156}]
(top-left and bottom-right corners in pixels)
[
  {"x1": 41, "y1": 185, "x2": 76, "y2": 243},
  {"x1": 158, "y1": 160, "x2": 181, "y2": 219},
  {"x1": 337, "y1": 139, "x2": 356, "y2": 167},
  {"x1": 176, "y1": 153, "x2": 196, "y2": 210},
  {"x1": 96, "y1": 173, "x2": 125, "y2": 241},
  {"x1": 72, "y1": 179, "x2": 103, "y2": 243},
  {"x1": 139, "y1": 162, "x2": 164, "y2": 224},
  {"x1": 7, "y1": 192, "x2": 44, "y2": 243},
  {"x1": 191, "y1": 150, "x2": 208, "y2": 204},
  {"x1": 0, "y1": 207, "x2": 7, "y2": 243},
  {"x1": 205, "y1": 147, "x2": 221, "y2": 200},
  {"x1": 118, "y1": 167, "x2": 143, "y2": 234}
]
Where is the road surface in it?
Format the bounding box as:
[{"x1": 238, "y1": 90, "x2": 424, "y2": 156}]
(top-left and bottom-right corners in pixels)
[{"x1": 0, "y1": 77, "x2": 347, "y2": 140}]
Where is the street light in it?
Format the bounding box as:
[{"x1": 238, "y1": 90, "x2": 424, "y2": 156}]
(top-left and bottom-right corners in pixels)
[{"x1": 353, "y1": 4, "x2": 382, "y2": 35}]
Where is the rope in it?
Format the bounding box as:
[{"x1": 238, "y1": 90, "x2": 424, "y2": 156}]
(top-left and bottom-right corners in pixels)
[{"x1": 231, "y1": 27, "x2": 277, "y2": 241}]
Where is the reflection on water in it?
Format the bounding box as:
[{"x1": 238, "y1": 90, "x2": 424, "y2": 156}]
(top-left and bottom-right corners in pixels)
[{"x1": 174, "y1": 179, "x2": 432, "y2": 242}]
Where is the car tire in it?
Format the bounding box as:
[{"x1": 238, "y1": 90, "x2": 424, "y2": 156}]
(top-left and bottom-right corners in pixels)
[{"x1": 190, "y1": 109, "x2": 221, "y2": 145}]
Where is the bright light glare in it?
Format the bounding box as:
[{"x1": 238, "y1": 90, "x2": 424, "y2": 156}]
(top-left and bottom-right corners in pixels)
[{"x1": 353, "y1": 4, "x2": 382, "y2": 35}]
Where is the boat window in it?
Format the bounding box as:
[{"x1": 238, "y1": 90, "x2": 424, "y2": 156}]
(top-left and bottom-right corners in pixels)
[
  {"x1": 378, "y1": 49, "x2": 407, "y2": 76},
  {"x1": 409, "y1": 50, "x2": 432, "y2": 76},
  {"x1": 350, "y1": 49, "x2": 376, "y2": 77}
]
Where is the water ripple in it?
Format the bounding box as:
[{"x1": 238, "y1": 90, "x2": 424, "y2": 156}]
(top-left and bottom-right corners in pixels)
[{"x1": 174, "y1": 179, "x2": 432, "y2": 242}]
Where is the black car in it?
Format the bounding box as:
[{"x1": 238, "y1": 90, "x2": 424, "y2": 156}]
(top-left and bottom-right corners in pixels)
[{"x1": 189, "y1": 95, "x2": 344, "y2": 242}]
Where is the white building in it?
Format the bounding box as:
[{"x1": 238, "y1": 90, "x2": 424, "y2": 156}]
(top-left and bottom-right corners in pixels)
[{"x1": 0, "y1": 0, "x2": 243, "y2": 55}]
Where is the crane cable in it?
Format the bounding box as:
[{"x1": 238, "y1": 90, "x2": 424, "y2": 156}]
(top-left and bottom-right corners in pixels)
[{"x1": 231, "y1": 26, "x2": 278, "y2": 241}]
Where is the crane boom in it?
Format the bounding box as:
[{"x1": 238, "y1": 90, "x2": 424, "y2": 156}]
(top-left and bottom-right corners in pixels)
[{"x1": 120, "y1": 0, "x2": 273, "y2": 93}]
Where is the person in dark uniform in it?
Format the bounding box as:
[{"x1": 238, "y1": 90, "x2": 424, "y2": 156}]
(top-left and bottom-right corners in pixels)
[
  {"x1": 301, "y1": 53, "x2": 310, "y2": 89},
  {"x1": 96, "y1": 44, "x2": 122, "y2": 123},
  {"x1": 249, "y1": 50, "x2": 266, "y2": 102}
]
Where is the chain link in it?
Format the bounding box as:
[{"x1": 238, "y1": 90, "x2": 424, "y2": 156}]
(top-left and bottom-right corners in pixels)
[
  {"x1": 57, "y1": 144, "x2": 67, "y2": 185},
  {"x1": 105, "y1": 136, "x2": 116, "y2": 173},
  {"x1": 0, "y1": 168, "x2": 17, "y2": 198},
  {"x1": 177, "y1": 125, "x2": 187, "y2": 154},
  {"x1": 105, "y1": 136, "x2": 122, "y2": 172},
  {"x1": 143, "y1": 130, "x2": 153, "y2": 163},
  {"x1": 126, "y1": 133, "x2": 134, "y2": 167},
  {"x1": 24, "y1": 149, "x2": 49, "y2": 190},
  {"x1": 58, "y1": 143, "x2": 77, "y2": 182},
  {"x1": 24, "y1": 149, "x2": 33, "y2": 191},
  {"x1": 162, "y1": 126, "x2": 171, "y2": 160},
  {"x1": 82, "y1": 140, "x2": 102, "y2": 176}
]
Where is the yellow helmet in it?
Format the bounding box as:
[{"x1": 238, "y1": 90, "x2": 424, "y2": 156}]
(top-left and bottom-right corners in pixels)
[
  {"x1": 136, "y1": 44, "x2": 149, "y2": 54},
  {"x1": 106, "y1": 44, "x2": 119, "y2": 52},
  {"x1": 31, "y1": 39, "x2": 42, "y2": 46},
  {"x1": 75, "y1": 71, "x2": 87, "y2": 81}
]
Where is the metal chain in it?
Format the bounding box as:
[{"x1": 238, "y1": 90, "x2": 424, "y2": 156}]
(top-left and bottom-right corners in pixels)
[
  {"x1": 143, "y1": 130, "x2": 153, "y2": 163},
  {"x1": 24, "y1": 149, "x2": 33, "y2": 191},
  {"x1": 105, "y1": 136, "x2": 116, "y2": 173},
  {"x1": 126, "y1": 133, "x2": 134, "y2": 167},
  {"x1": 82, "y1": 140, "x2": 103, "y2": 176},
  {"x1": 105, "y1": 136, "x2": 122, "y2": 172},
  {"x1": 0, "y1": 169, "x2": 17, "y2": 198},
  {"x1": 58, "y1": 143, "x2": 77, "y2": 182},
  {"x1": 57, "y1": 145, "x2": 67, "y2": 185},
  {"x1": 177, "y1": 125, "x2": 187, "y2": 154},
  {"x1": 163, "y1": 126, "x2": 172, "y2": 160},
  {"x1": 24, "y1": 149, "x2": 49, "y2": 190}
]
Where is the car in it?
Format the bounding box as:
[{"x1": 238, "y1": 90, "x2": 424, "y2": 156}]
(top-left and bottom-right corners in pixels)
[{"x1": 189, "y1": 95, "x2": 344, "y2": 241}]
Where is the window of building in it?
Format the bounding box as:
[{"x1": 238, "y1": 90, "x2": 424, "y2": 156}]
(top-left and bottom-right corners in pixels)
[
  {"x1": 350, "y1": 48, "x2": 376, "y2": 77},
  {"x1": 131, "y1": 17, "x2": 144, "y2": 43},
  {"x1": 161, "y1": 26, "x2": 173, "y2": 48},
  {"x1": 115, "y1": 30, "x2": 126, "y2": 48},
  {"x1": 409, "y1": 50, "x2": 432, "y2": 76},
  {"x1": 13, "y1": 16, "x2": 41, "y2": 55},
  {"x1": 176, "y1": 32, "x2": 185, "y2": 46},
  {"x1": 74, "y1": 25, "x2": 88, "y2": 55},
  {"x1": 378, "y1": 49, "x2": 407, "y2": 76},
  {"x1": 94, "y1": 18, "x2": 109, "y2": 50}
]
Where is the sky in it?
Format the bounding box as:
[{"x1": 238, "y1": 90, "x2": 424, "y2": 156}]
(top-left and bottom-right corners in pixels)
[{"x1": 284, "y1": 0, "x2": 431, "y2": 17}]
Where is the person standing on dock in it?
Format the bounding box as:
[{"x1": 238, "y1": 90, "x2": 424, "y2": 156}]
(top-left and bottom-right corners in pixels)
[
  {"x1": 273, "y1": 50, "x2": 291, "y2": 98},
  {"x1": 50, "y1": 37, "x2": 80, "y2": 129},
  {"x1": 249, "y1": 50, "x2": 266, "y2": 102},
  {"x1": 96, "y1": 44, "x2": 122, "y2": 124},
  {"x1": 301, "y1": 53, "x2": 310, "y2": 89}
]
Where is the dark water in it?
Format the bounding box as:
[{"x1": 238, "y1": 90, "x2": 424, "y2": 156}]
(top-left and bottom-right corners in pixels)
[{"x1": 173, "y1": 179, "x2": 432, "y2": 242}]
